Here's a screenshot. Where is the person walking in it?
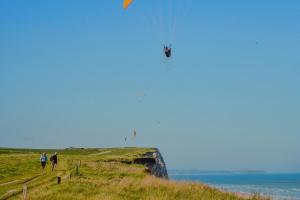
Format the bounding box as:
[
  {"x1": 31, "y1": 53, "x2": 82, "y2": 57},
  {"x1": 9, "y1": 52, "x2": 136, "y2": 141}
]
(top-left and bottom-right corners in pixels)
[
  {"x1": 50, "y1": 152, "x2": 58, "y2": 171},
  {"x1": 40, "y1": 152, "x2": 48, "y2": 172}
]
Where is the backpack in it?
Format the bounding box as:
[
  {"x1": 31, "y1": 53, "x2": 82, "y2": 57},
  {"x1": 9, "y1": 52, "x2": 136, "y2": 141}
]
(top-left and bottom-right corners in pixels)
[{"x1": 41, "y1": 156, "x2": 47, "y2": 162}]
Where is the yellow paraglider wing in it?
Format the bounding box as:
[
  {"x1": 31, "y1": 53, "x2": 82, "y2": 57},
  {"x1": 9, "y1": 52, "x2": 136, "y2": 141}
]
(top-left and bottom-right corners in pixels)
[{"x1": 123, "y1": 0, "x2": 133, "y2": 9}]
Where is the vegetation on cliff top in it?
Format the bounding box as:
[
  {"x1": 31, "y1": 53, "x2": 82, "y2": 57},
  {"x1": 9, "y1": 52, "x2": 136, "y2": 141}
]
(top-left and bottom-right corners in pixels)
[{"x1": 0, "y1": 147, "x2": 268, "y2": 200}]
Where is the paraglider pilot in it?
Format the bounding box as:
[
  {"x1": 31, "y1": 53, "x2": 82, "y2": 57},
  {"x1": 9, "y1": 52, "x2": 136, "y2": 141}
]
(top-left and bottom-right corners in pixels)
[{"x1": 164, "y1": 46, "x2": 172, "y2": 58}]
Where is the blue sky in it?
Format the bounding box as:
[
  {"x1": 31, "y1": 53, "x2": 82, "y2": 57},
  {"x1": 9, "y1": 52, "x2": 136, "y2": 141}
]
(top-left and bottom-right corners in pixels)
[{"x1": 1, "y1": 0, "x2": 300, "y2": 172}]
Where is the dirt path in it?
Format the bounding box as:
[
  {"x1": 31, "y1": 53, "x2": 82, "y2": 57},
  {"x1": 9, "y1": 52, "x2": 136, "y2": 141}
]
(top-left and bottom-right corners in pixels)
[
  {"x1": 0, "y1": 180, "x2": 19, "y2": 187},
  {"x1": 0, "y1": 170, "x2": 70, "y2": 200}
]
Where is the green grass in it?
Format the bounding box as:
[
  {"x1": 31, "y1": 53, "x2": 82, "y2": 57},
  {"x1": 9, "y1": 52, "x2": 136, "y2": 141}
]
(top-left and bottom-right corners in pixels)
[{"x1": 0, "y1": 147, "x2": 269, "y2": 200}]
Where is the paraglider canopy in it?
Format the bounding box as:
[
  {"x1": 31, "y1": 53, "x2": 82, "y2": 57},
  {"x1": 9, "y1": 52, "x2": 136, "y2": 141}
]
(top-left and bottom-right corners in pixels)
[{"x1": 123, "y1": 0, "x2": 133, "y2": 9}]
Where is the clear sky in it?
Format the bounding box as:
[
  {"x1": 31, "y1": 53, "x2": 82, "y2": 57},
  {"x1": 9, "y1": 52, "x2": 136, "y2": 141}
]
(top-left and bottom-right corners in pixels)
[{"x1": 1, "y1": 0, "x2": 300, "y2": 172}]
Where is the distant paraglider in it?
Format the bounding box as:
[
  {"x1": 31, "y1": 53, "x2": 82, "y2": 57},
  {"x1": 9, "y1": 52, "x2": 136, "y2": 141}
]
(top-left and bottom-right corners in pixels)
[
  {"x1": 164, "y1": 46, "x2": 172, "y2": 58},
  {"x1": 132, "y1": 128, "x2": 137, "y2": 139}
]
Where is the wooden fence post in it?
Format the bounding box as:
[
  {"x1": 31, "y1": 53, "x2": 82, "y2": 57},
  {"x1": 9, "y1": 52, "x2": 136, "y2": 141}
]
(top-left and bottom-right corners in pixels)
[
  {"x1": 75, "y1": 164, "x2": 79, "y2": 175},
  {"x1": 22, "y1": 184, "x2": 27, "y2": 200}
]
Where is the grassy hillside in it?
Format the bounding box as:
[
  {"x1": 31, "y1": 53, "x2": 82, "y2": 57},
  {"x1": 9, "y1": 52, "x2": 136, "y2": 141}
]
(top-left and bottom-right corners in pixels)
[{"x1": 0, "y1": 147, "x2": 268, "y2": 200}]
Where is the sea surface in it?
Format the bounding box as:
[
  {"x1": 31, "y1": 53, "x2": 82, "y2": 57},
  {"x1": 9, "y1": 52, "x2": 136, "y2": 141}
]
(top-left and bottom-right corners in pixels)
[{"x1": 169, "y1": 170, "x2": 300, "y2": 200}]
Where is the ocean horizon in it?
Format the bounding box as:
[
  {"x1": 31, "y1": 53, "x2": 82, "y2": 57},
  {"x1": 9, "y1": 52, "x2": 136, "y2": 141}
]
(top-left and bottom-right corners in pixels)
[{"x1": 169, "y1": 170, "x2": 300, "y2": 200}]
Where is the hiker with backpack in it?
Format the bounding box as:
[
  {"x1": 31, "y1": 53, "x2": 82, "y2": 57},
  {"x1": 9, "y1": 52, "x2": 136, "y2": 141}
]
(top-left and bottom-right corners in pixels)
[
  {"x1": 50, "y1": 152, "x2": 58, "y2": 171},
  {"x1": 40, "y1": 152, "x2": 48, "y2": 172}
]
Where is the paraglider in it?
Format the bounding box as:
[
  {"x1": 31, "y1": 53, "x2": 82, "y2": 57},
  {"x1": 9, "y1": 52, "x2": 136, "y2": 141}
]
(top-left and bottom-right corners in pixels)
[
  {"x1": 164, "y1": 46, "x2": 172, "y2": 58},
  {"x1": 132, "y1": 128, "x2": 137, "y2": 139},
  {"x1": 122, "y1": 1, "x2": 184, "y2": 58}
]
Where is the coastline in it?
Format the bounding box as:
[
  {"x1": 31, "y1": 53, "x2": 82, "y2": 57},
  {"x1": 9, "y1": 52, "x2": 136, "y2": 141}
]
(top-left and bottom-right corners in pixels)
[{"x1": 169, "y1": 172, "x2": 300, "y2": 200}]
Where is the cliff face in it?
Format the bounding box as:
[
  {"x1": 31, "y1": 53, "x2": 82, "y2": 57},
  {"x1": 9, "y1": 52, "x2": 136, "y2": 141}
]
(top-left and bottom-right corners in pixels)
[
  {"x1": 151, "y1": 150, "x2": 169, "y2": 179},
  {"x1": 133, "y1": 149, "x2": 168, "y2": 179}
]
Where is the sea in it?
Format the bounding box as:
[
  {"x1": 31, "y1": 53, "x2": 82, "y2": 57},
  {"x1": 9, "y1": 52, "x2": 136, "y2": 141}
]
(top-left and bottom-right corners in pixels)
[{"x1": 169, "y1": 170, "x2": 300, "y2": 200}]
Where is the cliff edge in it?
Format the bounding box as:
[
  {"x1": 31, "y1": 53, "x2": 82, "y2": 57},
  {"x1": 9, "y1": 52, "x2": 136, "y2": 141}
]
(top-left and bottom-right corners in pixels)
[{"x1": 133, "y1": 148, "x2": 168, "y2": 179}]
